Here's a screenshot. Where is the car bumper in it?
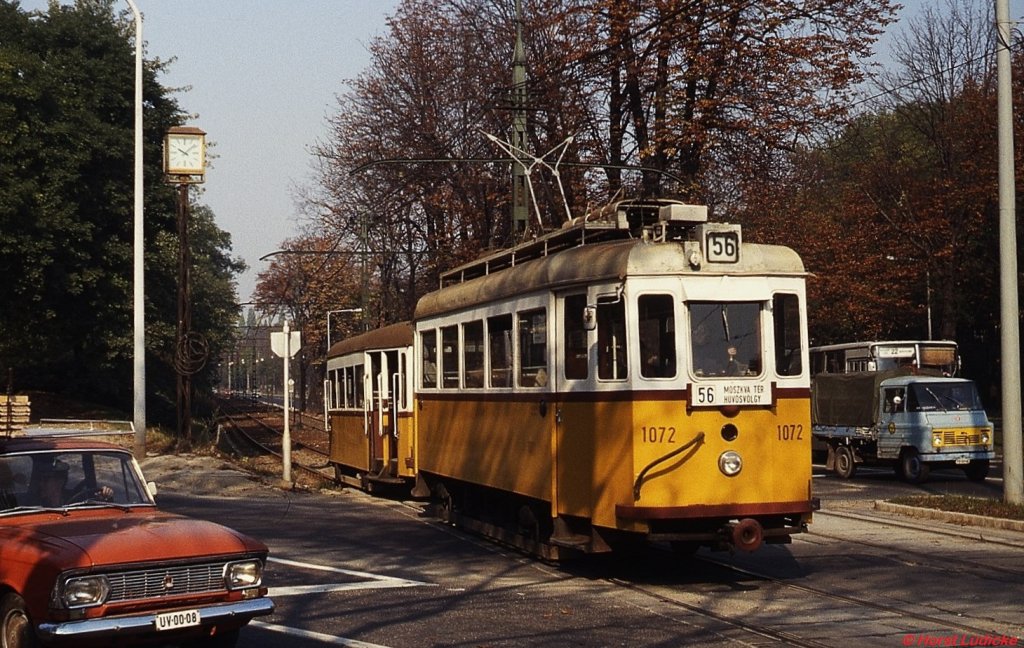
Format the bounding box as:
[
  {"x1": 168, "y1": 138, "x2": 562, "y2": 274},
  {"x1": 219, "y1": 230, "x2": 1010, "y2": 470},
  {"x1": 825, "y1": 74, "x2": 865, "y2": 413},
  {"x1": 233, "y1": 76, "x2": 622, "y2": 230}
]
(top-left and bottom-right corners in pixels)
[{"x1": 37, "y1": 597, "x2": 275, "y2": 643}]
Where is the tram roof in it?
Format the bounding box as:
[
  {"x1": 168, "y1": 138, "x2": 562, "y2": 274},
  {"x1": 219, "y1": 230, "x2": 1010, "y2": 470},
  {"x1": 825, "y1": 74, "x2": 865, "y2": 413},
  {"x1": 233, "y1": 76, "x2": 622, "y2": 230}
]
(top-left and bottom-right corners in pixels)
[
  {"x1": 326, "y1": 321, "x2": 413, "y2": 359},
  {"x1": 415, "y1": 237, "x2": 804, "y2": 320}
]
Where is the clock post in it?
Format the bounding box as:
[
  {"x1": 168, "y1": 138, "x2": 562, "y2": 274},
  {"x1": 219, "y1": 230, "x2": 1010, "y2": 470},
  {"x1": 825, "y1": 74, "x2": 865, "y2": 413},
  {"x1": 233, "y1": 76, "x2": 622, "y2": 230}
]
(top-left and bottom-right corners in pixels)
[{"x1": 163, "y1": 126, "x2": 206, "y2": 443}]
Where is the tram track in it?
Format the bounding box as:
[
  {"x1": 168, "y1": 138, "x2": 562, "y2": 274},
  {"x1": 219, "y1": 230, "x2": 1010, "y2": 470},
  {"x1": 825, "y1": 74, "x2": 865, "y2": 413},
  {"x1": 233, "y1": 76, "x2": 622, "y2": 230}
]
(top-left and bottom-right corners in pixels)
[
  {"x1": 214, "y1": 398, "x2": 336, "y2": 488},
  {"x1": 809, "y1": 509, "x2": 1024, "y2": 581},
  {"x1": 605, "y1": 574, "x2": 837, "y2": 648},
  {"x1": 211, "y1": 397, "x2": 1022, "y2": 643},
  {"x1": 691, "y1": 553, "x2": 1010, "y2": 638}
]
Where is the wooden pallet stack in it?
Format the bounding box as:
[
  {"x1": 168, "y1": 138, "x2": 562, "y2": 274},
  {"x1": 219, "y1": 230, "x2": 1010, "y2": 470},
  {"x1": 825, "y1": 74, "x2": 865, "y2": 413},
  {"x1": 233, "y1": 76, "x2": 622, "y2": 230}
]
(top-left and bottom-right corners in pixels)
[{"x1": 1, "y1": 395, "x2": 31, "y2": 435}]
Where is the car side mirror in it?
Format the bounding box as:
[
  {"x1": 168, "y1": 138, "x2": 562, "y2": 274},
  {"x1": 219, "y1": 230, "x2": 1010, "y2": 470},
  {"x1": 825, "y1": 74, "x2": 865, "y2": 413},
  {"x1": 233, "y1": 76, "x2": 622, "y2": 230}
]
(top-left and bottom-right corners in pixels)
[{"x1": 147, "y1": 481, "x2": 159, "y2": 497}]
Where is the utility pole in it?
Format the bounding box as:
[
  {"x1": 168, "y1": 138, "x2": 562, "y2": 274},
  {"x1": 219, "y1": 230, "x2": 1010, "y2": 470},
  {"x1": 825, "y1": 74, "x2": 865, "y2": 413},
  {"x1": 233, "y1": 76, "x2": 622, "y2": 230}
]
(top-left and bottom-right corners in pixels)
[
  {"x1": 511, "y1": 0, "x2": 529, "y2": 238},
  {"x1": 996, "y1": 0, "x2": 1022, "y2": 504}
]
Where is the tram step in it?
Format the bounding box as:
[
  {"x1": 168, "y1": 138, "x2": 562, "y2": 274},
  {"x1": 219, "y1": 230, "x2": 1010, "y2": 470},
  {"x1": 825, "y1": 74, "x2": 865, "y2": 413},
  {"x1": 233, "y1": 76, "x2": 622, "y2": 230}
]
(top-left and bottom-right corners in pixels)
[
  {"x1": 549, "y1": 533, "x2": 592, "y2": 549},
  {"x1": 366, "y1": 475, "x2": 405, "y2": 486}
]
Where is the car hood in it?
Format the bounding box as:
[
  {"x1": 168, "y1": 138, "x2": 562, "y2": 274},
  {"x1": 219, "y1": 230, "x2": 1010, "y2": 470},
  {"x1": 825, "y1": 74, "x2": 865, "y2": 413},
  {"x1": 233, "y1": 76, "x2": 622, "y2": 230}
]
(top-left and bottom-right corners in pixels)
[{"x1": 5, "y1": 509, "x2": 266, "y2": 569}]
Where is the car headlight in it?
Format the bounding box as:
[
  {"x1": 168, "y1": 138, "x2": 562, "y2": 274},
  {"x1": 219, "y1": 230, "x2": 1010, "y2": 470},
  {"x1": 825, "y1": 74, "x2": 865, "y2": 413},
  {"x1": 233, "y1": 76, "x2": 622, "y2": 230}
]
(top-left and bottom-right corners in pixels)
[
  {"x1": 225, "y1": 560, "x2": 263, "y2": 590},
  {"x1": 932, "y1": 434, "x2": 943, "y2": 447},
  {"x1": 982, "y1": 431, "x2": 991, "y2": 444},
  {"x1": 60, "y1": 575, "x2": 110, "y2": 609},
  {"x1": 719, "y1": 451, "x2": 742, "y2": 477}
]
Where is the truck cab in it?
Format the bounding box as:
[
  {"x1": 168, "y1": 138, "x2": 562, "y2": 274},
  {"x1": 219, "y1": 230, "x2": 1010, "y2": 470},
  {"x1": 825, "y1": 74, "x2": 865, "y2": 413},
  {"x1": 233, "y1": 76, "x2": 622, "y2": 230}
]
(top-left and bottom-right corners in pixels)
[{"x1": 812, "y1": 372, "x2": 995, "y2": 483}]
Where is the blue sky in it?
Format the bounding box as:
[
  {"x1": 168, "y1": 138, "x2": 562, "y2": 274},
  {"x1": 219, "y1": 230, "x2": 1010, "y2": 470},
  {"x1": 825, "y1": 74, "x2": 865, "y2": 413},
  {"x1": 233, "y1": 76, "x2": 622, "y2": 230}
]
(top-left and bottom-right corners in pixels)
[
  {"x1": 21, "y1": 0, "x2": 400, "y2": 301},
  {"x1": 139, "y1": 0, "x2": 401, "y2": 301},
  {"x1": 16, "y1": 1, "x2": 1024, "y2": 301}
]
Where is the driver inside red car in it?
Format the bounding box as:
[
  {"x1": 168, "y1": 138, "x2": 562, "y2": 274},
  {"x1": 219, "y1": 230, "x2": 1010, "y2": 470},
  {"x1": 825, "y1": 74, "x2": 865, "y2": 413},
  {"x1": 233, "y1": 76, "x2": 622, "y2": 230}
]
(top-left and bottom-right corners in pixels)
[{"x1": 32, "y1": 459, "x2": 112, "y2": 506}]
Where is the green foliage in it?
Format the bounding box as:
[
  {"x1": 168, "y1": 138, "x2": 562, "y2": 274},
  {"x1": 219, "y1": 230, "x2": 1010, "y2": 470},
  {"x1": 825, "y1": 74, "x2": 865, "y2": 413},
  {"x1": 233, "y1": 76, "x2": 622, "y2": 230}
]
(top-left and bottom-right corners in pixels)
[{"x1": 0, "y1": 0, "x2": 242, "y2": 427}]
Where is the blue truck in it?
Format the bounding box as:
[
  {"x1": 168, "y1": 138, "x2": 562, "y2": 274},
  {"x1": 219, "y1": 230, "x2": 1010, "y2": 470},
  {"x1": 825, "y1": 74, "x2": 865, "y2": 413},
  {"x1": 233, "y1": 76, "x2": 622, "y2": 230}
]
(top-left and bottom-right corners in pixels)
[{"x1": 812, "y1": 370, "x2": 995, "y2": 483}]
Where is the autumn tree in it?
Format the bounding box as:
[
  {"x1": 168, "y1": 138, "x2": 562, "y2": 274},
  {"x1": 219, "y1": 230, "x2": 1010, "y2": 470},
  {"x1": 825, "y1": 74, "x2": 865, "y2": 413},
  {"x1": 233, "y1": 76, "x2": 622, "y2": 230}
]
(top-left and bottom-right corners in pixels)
[
  {"x1": 253, "y1": 232, "x2": 365, "y2": 410},
  {"x1": 295, "y1": 0, "x2": 897, "y2": 334},
  {"x1": 748, "y1": 0, "x2": 1020, "y2": 400}
]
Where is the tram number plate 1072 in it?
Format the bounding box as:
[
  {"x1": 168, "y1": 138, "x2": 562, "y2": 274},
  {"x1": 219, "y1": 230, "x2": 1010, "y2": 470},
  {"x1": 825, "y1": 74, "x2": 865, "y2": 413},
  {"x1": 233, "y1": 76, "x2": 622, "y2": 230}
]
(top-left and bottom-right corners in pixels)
[
  {"x1": 691, "y1": 383, "x2": 770, "y2": 407},
  {"x1": 705, "y1": 231, "x2": 740, "y2": 263},
  {"x1": 155, "y1": 609, "x2": 200, "y2": 631}
]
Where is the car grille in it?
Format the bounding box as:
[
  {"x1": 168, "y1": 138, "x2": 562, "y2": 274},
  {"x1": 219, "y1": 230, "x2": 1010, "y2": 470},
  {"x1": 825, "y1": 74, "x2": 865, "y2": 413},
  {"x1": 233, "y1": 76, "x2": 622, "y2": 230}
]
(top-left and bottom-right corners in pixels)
[{"x1": 106, "y1": 562, "x2": 226, "y2": 602}]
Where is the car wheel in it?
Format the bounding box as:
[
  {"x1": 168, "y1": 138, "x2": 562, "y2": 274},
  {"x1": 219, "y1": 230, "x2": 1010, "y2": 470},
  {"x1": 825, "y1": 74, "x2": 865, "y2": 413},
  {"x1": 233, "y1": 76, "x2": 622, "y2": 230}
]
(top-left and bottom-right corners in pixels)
[
  {"x1": 900, "y1": 449, "x2": 930, "y2": 484},
  {"x1": 1, "y1": 593, "x2": 38, "y2": 648},
  {"x1": 833, "y1": 445, "x2": 857, "y2": 479}
]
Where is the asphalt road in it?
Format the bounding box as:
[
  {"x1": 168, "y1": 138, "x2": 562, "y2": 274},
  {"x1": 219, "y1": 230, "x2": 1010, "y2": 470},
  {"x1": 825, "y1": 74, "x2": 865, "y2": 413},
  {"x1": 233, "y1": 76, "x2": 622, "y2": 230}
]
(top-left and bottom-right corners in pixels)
[{"x1": 152, "y1": 457, "x2": 1024, "y2": 648}]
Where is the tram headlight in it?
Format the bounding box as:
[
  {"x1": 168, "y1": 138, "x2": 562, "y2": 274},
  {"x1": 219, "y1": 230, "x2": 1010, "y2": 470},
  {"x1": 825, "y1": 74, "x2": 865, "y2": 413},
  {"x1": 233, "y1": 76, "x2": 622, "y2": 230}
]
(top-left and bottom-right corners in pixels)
[{"x1": 718, "y1": 451, "x2": 743, "y2": 477}]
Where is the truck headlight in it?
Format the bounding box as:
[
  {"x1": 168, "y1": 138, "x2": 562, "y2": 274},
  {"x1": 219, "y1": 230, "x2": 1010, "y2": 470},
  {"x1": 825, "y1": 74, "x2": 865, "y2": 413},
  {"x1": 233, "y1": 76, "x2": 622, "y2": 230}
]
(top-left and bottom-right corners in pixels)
[
  {"x1": 932, "y1": 433, "x2": 943, "y2": 447},
  {"x1": 225, "y1": 560, "x2": 263, "y2": 590},
  {"x1": 719, "y1": 451, "x2": 742, "y2": 477},
  {"x1": 982, "y1": 431, "x2": 991, "y2": 445},
  {"x1": 60, "y1": 575, "x2": 110, "y2": 609}
]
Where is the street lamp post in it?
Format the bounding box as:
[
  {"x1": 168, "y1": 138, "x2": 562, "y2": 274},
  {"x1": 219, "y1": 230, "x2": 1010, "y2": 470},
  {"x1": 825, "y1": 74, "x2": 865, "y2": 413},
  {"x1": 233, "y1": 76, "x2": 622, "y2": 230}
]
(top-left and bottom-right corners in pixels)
[{"x1": 125, "y1": 0, "x2": 145, "y2": 460}]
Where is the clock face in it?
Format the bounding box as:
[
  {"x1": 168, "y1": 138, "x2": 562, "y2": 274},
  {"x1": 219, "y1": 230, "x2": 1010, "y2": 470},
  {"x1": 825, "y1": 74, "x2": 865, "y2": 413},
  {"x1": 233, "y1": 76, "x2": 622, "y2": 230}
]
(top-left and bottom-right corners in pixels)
[{"x1": 165, "y1": 135, "x2": 205, "y2": 173}]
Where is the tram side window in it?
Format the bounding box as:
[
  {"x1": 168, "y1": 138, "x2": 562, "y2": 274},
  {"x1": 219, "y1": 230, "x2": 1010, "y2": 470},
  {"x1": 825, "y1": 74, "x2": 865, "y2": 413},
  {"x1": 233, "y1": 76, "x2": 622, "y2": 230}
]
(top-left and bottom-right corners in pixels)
[
  {"x1": 488, "y1": 314, "x2": 513, "y2": 387},
  {"x1": 638, "y1": 294, "x2": 676, "y2": 378},
  {"x1": 369, "y1": 352, "x2": 382, "y2": 401},
  {"x1": 597, "y1": 296, "x2": 627, "y2": 380},
  {"x1": 463, "y1": 320, "x2": 484, "y2": 388},
  {"x1": 563, "y1": 294, "x2": 588, "y2": 380},
  {"x1": 343, "y1": 367, "x2": 355, "y2": 409},
  {"x1": 400, "y1": 352, "x2": 408, "y2": 408},
  {"x1": 773, "y1": 293, "x2": 802, "y2": 376},
  {"x1": 421, "y1": 330, "x2": 438, "y2": 388},
  {"x1": 330, "y1": 369, "x2": 342, "y2": 409},
  {"x1": 441, "y1": 325, "x2": 460, "y2": 389},
  {"x1": 354, "y1": 364, "x2": 365, "y2": 408},
  {"x1": 518, "y1": 309, "x2": 548, "y2": 387}
]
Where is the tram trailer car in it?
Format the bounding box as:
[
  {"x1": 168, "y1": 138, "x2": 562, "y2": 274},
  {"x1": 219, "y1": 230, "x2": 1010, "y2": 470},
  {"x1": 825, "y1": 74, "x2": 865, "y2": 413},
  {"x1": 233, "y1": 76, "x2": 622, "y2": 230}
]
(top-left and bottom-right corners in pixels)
[{"x1": 326, "y1": 198, "x2": 816, "y2": 557}]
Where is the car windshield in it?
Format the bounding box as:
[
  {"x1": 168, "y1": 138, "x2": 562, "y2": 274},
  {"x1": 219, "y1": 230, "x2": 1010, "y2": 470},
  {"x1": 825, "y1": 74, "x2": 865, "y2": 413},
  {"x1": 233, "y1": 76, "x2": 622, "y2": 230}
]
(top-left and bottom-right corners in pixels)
[
  {"x1": 907, "y1": 382, "x2": 985, "y2": 412},
  {"x1": 0, "y1": 449, "x2": 152, "y2": 513}
]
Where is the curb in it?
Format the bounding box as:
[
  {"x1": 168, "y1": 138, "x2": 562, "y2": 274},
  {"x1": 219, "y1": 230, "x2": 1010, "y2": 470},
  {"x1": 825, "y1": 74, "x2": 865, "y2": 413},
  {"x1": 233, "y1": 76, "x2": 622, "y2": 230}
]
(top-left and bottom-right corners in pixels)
[{"x1": 874, "y1": 501, "x2": 1024, "y2": 532}]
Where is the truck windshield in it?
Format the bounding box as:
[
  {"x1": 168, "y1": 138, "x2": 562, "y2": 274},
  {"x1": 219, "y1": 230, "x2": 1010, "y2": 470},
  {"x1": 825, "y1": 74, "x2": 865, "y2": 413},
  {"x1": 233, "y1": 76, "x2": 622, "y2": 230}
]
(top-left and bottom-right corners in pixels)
[{"x1": 906, "y1": 382, "x2": 984, "y2": 412}]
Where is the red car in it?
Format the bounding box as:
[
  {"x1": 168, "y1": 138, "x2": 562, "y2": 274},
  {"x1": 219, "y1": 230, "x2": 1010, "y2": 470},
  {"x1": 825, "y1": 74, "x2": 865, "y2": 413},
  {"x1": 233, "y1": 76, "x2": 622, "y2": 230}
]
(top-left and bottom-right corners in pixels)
[{"x1": 0, "y1": 434, "x2": 273, "y2": 647}]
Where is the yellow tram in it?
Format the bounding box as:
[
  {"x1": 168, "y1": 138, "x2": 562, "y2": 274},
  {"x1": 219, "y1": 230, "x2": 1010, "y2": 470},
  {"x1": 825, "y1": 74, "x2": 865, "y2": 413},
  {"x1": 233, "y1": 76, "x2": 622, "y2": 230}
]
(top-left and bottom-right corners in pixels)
[{"x1": 325, "y1": 198, "x2": 814, "y2": 556}]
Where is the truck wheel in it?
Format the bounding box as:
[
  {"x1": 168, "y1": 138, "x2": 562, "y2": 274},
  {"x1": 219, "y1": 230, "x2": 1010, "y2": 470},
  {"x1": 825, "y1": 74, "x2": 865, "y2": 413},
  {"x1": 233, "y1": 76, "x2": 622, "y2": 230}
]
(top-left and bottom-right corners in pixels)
[
  {"x1": 833, "y1": 445, "x2": 857, "y2": 479},
  {"x1": 899, "y1": 449, "x2": 930, "y2": 484},
  {"x1": 962, "y1": 459, "x2": 989, "y2": 482}
]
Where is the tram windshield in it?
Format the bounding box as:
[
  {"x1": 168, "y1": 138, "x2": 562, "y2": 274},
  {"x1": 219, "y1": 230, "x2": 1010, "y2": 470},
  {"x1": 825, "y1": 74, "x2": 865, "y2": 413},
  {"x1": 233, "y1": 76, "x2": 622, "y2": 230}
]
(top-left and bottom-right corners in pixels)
[{"x1": 690, "y1": 302, "x2": 762, "y2": 377}]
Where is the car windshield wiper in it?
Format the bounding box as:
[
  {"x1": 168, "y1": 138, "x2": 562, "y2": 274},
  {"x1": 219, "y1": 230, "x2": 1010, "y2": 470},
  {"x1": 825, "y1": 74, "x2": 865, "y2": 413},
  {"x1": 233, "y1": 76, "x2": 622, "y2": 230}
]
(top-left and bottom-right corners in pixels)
[
  {"x1": 0, "y1": 505, "x2": 68, "y2": 515},
  {"x1": 64, "y1": 499, "x2": 134, "y2": 512},
  {"x1": 924, "y1": 387, "x2": 964, "y2": 410}
]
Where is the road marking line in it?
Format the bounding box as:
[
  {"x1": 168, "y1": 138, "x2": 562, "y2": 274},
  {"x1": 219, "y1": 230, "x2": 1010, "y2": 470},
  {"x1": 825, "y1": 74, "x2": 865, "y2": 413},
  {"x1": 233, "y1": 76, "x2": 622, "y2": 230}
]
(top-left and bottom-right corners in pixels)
[
  {"x1": 266, "y1": 556, "x2": 430, "y2": 595},
  {"x1": 250, "y1": 620, "x2": 392, "y2": 647},
  {"x1": 269, "y1": 580, "x2": 425, "y2": 595}
]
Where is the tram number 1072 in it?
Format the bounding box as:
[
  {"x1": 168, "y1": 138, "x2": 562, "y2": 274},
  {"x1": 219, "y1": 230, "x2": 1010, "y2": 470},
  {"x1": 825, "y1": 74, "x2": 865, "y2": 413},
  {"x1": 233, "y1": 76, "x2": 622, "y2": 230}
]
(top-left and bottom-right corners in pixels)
[{"x1": 640, "y1": 426, "x2": 677, "y2": 444}]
